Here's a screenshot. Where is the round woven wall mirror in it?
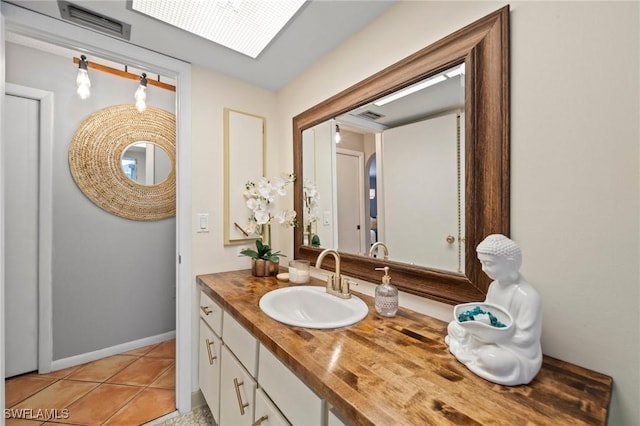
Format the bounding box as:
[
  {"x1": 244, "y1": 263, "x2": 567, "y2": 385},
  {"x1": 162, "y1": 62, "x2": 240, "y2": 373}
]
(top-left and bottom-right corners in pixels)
[{"x1": 69, "y1": 104, "x2": 176, "y2": 221}]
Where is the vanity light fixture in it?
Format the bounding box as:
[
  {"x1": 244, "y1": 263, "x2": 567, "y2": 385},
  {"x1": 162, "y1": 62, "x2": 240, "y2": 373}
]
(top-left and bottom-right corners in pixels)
[
  {"x1": 76, "y1": 54, "x2": 91, "y2": 99},
  {"x1": 335, "y1": 124, "x2": 341, "y2": 144},
  {"x1": 130, "y1": 0, "x2": 306, "y2": 59},
  {"x1": 134, "y1": 73, "x2": 147, "y2": 113}
]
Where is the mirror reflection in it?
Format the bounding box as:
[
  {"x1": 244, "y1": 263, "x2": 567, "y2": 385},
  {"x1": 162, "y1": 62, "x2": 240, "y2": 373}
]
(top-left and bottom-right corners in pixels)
[
  {"x1": 302, "y1": 64, "x2": 466, "y2": 272},
  {"x1": 121, "y1": 142, "x2": 172, "y2": 186}
]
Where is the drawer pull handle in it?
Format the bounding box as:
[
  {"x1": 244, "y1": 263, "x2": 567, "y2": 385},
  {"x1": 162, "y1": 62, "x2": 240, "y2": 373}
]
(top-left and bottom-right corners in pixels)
[
  {"x1": 233, "y1": 378, "x2": 249, "y2": 415},
  {"x1": 200, "y1": 305, "x2": 212, "y2": 315},
  {"x1": 252, "y1": 415, "x2": 269, "y2": 426},
  {"x1": 205, "y1": 338, "x2": 217, "y2": 365}
]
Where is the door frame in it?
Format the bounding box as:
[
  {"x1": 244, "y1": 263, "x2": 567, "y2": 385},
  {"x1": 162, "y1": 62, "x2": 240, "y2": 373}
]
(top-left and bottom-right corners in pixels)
[
  {"x1": 5, "y1": 84, "x2": 54, "y2": 375},
  {"x1": 1, "y1": 3, "x2": 193, "y2": 413}
]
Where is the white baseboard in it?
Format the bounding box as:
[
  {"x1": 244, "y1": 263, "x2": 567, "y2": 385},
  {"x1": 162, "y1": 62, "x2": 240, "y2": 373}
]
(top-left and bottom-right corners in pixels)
[{"x1": 51, "y1": 331, "x2": 176, "y2": 371}]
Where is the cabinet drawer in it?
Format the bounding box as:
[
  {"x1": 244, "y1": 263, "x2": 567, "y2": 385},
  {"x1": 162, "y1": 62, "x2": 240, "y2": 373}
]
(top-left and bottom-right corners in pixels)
[
  {"x1": 198, "y1": 319, "x2": 221, "y2": 424},
  {"x1": 258, "y1": 344, "x2": 324, "y2": 426},
  {"x1": 254, "y1": 388, "x2": 290, "y2": 426},
  {"x1": 199, "y1": 291, "x2": 223, "y2": 337},
  {"x1": 223, "y1": 312, "x2": 259, "y2": 377}
]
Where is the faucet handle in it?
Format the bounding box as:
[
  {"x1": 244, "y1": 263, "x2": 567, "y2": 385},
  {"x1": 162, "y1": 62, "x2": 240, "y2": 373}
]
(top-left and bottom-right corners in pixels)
[
  {"x1": 323, "y1": 273, "x2": 335, "y2": 290},
  {"x1": 339, "y1": 277, "x2": 351, "y2": 297}
]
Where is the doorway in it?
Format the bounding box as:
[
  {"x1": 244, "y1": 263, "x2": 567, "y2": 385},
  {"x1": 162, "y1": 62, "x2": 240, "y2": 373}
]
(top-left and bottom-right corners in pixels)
[
  {"x1": 4, "y1": 84, "x2": 54, "y2": 377},
  {"x1": 2, "y1": 4, "x2": 193, "y2": 414},
  {"x1": 336, "y1": 148, "x2": 366, "y2": 255}
]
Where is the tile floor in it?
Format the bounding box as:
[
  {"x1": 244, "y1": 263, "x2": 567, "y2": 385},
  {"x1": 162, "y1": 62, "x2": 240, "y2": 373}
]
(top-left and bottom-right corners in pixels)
[{"x1": 5, "y1": 339, "x2": 176, "y2": 426}]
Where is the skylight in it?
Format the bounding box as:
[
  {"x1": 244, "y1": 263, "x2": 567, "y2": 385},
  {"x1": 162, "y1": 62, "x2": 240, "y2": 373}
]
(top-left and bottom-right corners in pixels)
[{"x1": 131, "y1": 0, "x2": 306, "y2": 59}]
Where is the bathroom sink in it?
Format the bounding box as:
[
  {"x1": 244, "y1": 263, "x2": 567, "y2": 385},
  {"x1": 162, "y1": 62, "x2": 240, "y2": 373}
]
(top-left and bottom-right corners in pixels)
[{"x1": 259, "y1": 286, "x2": 368, "y2": 329}]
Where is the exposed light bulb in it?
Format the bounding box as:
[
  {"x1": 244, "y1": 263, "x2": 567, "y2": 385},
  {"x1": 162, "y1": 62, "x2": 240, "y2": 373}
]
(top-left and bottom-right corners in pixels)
[
  {"x1": 135, "y1": 73, "x2": 147, "y2": 112},
  {"x1": 76, "y1": 55, "x2": 91, "y2": 100}
]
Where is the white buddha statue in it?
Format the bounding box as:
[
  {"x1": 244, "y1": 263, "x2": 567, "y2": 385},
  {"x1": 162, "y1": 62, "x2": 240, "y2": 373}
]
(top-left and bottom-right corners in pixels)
[{"x1": 445, "y1": 234, "x2": 542, "y2": 386}]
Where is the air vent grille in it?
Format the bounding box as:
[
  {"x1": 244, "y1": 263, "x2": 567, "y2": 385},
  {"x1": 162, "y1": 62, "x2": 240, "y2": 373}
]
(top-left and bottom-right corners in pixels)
[
  {"x1": 357, "y1": 110, "x2": 385, "y2": 121},
  {"x1": 58, "y1": 1, "x2": 131, "y2": 40}
]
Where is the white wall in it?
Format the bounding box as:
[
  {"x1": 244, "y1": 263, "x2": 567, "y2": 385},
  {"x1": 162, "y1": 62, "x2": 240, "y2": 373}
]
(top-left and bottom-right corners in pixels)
[
  {"x1": 189, "y1": 65, "x2": 280, "y2": 390},
  {"x1": 276, "y1": 2, "x2": 639, "y2": 425}
]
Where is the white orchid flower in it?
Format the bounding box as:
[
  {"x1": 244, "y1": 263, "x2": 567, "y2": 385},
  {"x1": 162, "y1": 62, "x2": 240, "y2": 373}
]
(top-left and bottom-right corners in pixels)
[{"x1": 254, "y1": 209, "x2": 271, "y2": 225}]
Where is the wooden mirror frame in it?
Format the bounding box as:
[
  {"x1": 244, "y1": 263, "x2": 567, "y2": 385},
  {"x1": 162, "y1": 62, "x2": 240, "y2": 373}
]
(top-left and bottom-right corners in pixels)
[{"x1": 293, "y1": 7, "x2": 509, "y2": 305}]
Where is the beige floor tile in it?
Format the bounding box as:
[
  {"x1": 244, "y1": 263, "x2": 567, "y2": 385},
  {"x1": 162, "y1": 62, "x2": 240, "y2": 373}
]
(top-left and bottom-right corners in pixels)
[
  {"x1": 41, "y1": 423, "x2": 77, "y2": 426},
  {"x1": 6, "y1": 376, "x2": 57, "y2": 408},
  {"x1": 102, "y1": 388, "x2": 175, "y2": 426},
  {"x1": 66, "y1": 355, "x2": 138, "y2": 383},
  {"x1": 106, "y1": 357, "x2": 174, "y2": 387},
  {"x1": 148, "y1": 363, "x2": 175, "y2": 389},
  {"x1": 65, "y1": 383, "x2": 143, "y2": 426},
  {"x1": 27, "y1": 365, "x2": 81, "y2": 380},
  {"x1": 11, "y1": 380, "x2": 99, "y2": 412},
  {"x1": 121, "y1": 343, "x2": 159, "y2": 357},
  {"x1": 144, "y1": 339, "x2": 175, "y2": 359},
  {"x1": 5, "y1": 418, "x2": 44, "y2": 426}
]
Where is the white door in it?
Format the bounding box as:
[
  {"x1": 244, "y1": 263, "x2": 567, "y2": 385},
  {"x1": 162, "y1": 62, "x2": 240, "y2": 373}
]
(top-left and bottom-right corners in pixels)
[
  {"x1": 4, "y1": 94, "x2": 39, "y2": 378},
  {"x1": 381, "y1": 113, "x2": 460, "y2": 271},
  {"x1": 336, "y1": 150, "x2": 364, "y2": 255}
]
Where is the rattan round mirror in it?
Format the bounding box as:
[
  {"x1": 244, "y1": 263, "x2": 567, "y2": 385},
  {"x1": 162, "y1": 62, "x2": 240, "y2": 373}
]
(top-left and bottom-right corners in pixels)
[{"x1": 69, "y1": 104, "x2": 176, "y2": 221}]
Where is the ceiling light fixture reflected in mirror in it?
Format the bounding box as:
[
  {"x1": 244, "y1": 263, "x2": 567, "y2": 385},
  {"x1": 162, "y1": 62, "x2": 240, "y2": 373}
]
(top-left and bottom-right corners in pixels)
[{"x1": 374, "y1": 63, "x2": 465, "y2": 107}]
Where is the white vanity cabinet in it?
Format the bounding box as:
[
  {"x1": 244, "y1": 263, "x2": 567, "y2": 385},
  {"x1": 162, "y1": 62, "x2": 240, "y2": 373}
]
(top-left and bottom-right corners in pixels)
[{"x1": 199, "y1": 289, "x2": 327, "y2": 426}]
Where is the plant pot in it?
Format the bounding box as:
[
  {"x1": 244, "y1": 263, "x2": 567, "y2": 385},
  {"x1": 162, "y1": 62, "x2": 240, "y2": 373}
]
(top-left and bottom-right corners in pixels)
[{"x1": 251, "y1": 259, "x2": 279, "y2": 277}]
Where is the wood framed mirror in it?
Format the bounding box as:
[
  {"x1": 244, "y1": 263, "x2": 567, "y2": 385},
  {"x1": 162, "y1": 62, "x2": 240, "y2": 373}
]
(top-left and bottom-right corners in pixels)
[{"x1": 293, "y1": 7, "x2": 509, "y2": 304}]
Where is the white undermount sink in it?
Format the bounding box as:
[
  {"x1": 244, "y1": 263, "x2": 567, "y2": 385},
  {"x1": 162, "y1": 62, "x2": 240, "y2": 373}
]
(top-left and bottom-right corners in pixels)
[{"x1": 259, "y1": 286, "x2": 369, "y2": 329}]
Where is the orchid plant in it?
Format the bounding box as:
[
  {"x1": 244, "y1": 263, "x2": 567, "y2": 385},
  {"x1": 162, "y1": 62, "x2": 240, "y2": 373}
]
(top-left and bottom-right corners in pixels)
[
  {"x1": 240, "y1": 173, "x2": 297, "y2": 262},
  {"x1": 303, "y1": 178, "x2": 321, "y2": 247}
]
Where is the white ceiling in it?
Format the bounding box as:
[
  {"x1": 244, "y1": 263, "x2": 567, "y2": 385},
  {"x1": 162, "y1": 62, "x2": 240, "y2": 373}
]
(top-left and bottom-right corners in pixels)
[{"x1": 5, "y1": 0, "x2": 395, "y2": 91}]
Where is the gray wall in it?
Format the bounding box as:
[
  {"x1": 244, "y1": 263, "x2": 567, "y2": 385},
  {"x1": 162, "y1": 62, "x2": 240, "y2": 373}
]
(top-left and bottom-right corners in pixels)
[{"x1": 6, "y1": 42, "x2": 176, "y2": 360}]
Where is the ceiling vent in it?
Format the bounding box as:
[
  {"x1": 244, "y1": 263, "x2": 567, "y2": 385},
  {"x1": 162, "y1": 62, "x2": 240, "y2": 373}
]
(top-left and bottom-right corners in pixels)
[
  {"x1": 357, "y1": 110, "x2": 385, "y2": 121},
  {"x1": 58, "y1": 1, "x2": 131, "y2": 40}
]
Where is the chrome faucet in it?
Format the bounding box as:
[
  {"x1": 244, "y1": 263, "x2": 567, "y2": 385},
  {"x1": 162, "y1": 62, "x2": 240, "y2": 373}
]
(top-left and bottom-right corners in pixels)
[
  {"x1": 369, "y1": 242, "x2": 389, "y2": 260},
  {"x1": 315, "y1": 249, "x2": 351, "y2": 299}
]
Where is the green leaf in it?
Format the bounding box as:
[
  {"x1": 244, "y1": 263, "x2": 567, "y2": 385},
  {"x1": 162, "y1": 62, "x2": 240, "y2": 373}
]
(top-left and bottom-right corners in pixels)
[{"x1": 240, "y1": 249, "x2": 259, "y2": 259}]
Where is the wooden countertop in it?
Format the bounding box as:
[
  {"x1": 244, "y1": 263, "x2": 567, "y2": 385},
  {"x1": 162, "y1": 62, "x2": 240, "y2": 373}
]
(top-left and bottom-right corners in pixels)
[{"x1": 197, "y1": 270, "x2": 612, "y2": 426}]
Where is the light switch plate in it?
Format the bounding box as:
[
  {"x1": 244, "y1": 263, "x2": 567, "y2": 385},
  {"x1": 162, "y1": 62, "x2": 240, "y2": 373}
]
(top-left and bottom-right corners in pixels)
[
  {"x1": 197, "y1": 213, "x2": 209, "y2": 233},
  {"x1": 323, "y1": 211, "x2": 331, "y2": 226}
]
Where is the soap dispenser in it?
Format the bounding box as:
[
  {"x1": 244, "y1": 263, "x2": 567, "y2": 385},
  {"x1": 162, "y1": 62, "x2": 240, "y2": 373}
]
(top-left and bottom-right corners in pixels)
[{"x1": 374, "y1": 266, "x2": 398, "y2": 317}]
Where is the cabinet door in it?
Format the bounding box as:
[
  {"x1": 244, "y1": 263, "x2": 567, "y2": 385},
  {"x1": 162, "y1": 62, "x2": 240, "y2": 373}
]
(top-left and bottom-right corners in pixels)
[
  {"x1": 199, "y1": 320, "x2": 221, "y2": 423},
  {"x1": 254, "y1": 388, "x2": 291, "y2": 426},
  {"x1": 220, "y1": 346, "x2": 256, "y2": 426}
]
